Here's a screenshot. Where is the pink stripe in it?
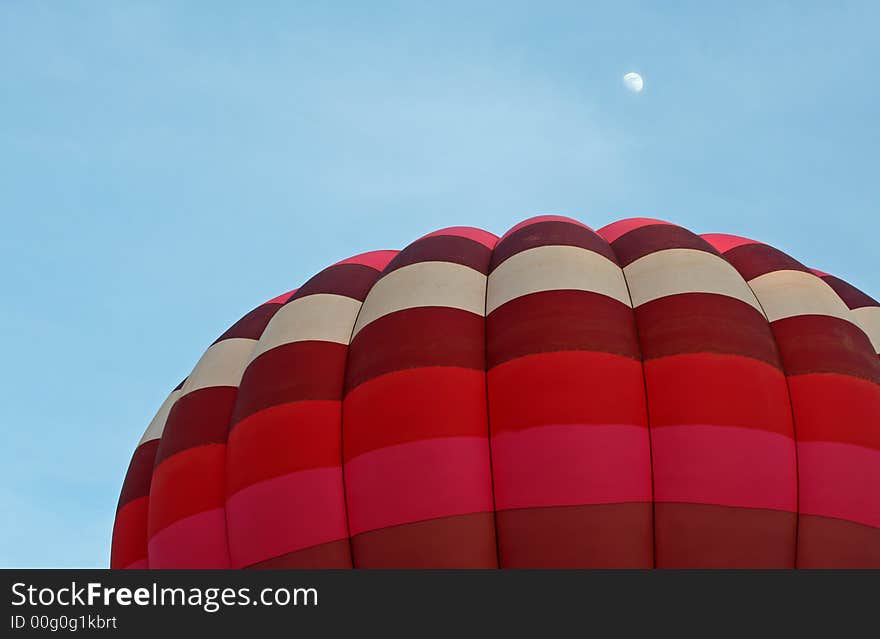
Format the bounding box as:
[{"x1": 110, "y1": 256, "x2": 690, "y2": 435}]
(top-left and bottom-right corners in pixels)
[
  {"x1": 334, "y1": 250, "x2": 398, "y2": 270},
  {"x1": 798, "y1": 441, "x2": 880, "y2": 528},
  {"x1": 701, "y1": 233, "x2": 758, "y2": 253},
  {"x1": 419, "y1": 226, "x2": 498, "y2": 248},
  {"x1": 124, "y1": 558, "x2": 148, "y2": 570},
  {"x1": 226, "y1": 467, "x2": 349, "y2": 568},
  {"x1": 598, "y1": 217, "x2": 672, "y2": 243},
  {"x1": 810, "y1": 268, "x2": 831, "y2": 278},
  {"x1": 500, "y1": 215, "x2": 592, "y2": 240},
  {"x1": 492, "y1": 424, "x2": 652, "y2": 510},
  {"x1": 147, "y1": 508, "x2": 230, "y2": 568},
  {"x1": 652, "y1": 425, "x2": 797, "y2": 511},
  {"x1": 264, "y1": 289, "x2": 297, "y2": 304},
  {"x1": 344, "y1": 436, "x2": 493, "y2": 535}
]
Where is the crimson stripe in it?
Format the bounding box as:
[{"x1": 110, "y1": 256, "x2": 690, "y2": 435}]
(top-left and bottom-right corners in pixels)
[
  {"x1": 288, "y1": 263, "x2": 383, "y2": 302},
  {"x1": 487, "y1": 291, "x2": 639, "y2": 368},
  {"x1": 345, "y1": 307, "x2": 484, "y2": 392},
  {"x1": 772, "y1": 315, "x2": 880, "y2": 383},
  {"x1": 154, "y1": 387, "x2": 237, "y2": 465},
  {"x1": 609, "y1": 224, "x2": 719, "y2": 267},
  {"x1": 489, "y1": 220, "x2": 617, "y2": 271},
  {"x1": 117, "y1": 440, "x2": 159, "y2": 510},
  {"x1": 383, "y1": 235, "x2": 492, "y2": 275},
  {"x1": 635, "y1": 293, "x2": 782, "y2": 368},
  {"x1": 722, "y1": 243, "x2": 811, "y2": 281},
  {"x1": 213, "y1": 303, "x2": 281, "y2": 344},
  {"x1": 819, "y1": 274, "x2": 879, "y2": 310},
  {"x1": 232, "y1": 341, "x2": 347, "y2": 426}
]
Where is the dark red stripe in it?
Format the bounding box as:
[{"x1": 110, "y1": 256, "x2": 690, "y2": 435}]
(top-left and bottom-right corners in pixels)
[
  {"x1": 496, "y1": 503, "x2": 653, "y2": 568},
  {"x1": 722, "y1": 243, "x2": 811, "y2": 281},
  {"x1": 819, "y1": 275, "x2": 879, "y2": 310},
  {"x1": 797, "y1": 514, "x2": 880, "y2": 568},
  {"x1": 490, "y1": 220, "x2": 617, "y2": 272},
  {"x1": 383, "y1": 235, "x2": 492, "y2": 275},
  {"x1": 345, "y1": 307, "x2": 484, "y2": 393},
  {"x1": 246, "y1": 539, "x2": 352, "y2": 569},
  {"x1": 351, "y1": 512, "x2": 498, "y2": 568},
  {"x1": 486, "y1": 290, "x2": 640, "y2": 368},
  {"x1": 610, "y1": 224, "x2": 719, "y2": 267},
  {"x1": 213, "y1": 303, "x2": 281, "y2": 344},
  {"x1": 116, "y1": 439, "x2": 159, "y2": 511},
  {"x1": 154, "y1": 386, "x2": 237, "y2": 465},
  {"x1": 232, "y1": 341, "x2": 348, "y2": 426},
  {"x1": 654, "y1": 503, "x2": 797, "y2": 568},
  {"x1": 288, "y1": 263, "x2": 383, "y2": 303},
  {"x1": 636, "y1": 293, "x2": 782, "y2": 369},
  {"x1": 772, "y1": 315, "x2": 880, "y2": 383}
]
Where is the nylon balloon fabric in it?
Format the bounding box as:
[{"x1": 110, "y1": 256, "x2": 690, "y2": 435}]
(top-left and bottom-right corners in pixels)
[{"x1": 111, "y1": 217, "x2": 880, "y2": 569}]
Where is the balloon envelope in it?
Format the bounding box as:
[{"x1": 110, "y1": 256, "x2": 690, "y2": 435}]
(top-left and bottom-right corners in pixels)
[{"x1": 111, "y1": 215, "x2": 880, "y2": 569}]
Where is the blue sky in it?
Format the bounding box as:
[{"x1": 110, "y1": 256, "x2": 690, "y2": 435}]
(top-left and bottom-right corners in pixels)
[{"x1": 1, "y1": 2, "x2": 877, "y2": 567}]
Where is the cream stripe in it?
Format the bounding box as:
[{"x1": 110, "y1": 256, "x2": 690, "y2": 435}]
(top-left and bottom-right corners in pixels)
[
  {"x1": 624, "y1": 248, "x2": 764, "y2": 313},
  {"x1": 180, "y1": 338, "x2": 257, "y2": 396},
  {"x1": 487, "y1": 244, "x2": 630, "y2": 313},
  {"x1": 352, "y1": 261, "x2": 486, "y2": 336},
  {"x1": 138, "y1": 389, "x2": 183, "y2": 445},
  {"x1": 248, "y1": 294, "x2": 362, "y2": 363},
  {"x1": 748, "y1": 270, "x2": 854, "y2": 324},
  {"x1": 852, "y1": 306, "x2": 880, "y2": 354}
]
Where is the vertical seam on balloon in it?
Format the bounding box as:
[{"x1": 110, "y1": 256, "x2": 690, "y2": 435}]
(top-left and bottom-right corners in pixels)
[
  {"x1": 483, "y1": 239, "x2": 502, "y2": 569},
  {"x1": 220, "y1": 314, "x2": 276, "y2": 570},
  {"x1": 608, "y1": 237, "x2": 657, "y2": 569},
  {"x1": 340, "y1": 264, "x2": 390, "y2": 569},
  {"x1": 719, "y1": 248, "x2": 801, "y2": 569}
]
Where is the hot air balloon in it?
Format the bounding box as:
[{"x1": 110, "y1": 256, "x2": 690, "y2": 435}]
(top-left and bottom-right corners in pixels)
[{"x1": 111, "y1": 216, "x2": 880, "y2": 569}]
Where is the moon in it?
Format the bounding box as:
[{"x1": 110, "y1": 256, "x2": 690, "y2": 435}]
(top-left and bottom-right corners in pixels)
[{"x1": 623, "y1": 72, "x2": 644, "y2": 93}]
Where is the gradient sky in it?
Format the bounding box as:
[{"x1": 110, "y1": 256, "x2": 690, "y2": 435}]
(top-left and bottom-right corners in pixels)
[{"x1": 1, "y1": 2, "x2": 878, "y2": 567}]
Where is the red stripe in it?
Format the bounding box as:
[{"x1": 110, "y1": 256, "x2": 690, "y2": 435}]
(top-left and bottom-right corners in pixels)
[
  {"x1": 646, "y1": 354, "x2": 794, "y2": 435},
  {"x1": 110, "y1": 497, "x2": 149, "y2": 569},
  {"x1": 488, "y1": 351, "x2": 647, "y2": 434},
  {"x1": 148, "y1": 444, "x2": 227, "y2": 536},
  {"x1": 343, "y1": 367, "x2": 488, "y2": 460},
  {"x1": 788, "y1": 373, "x2": 880, "y2": 449},
  {"x1": 227, "y1": 400, "x2": 341, "y2": 494}
]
